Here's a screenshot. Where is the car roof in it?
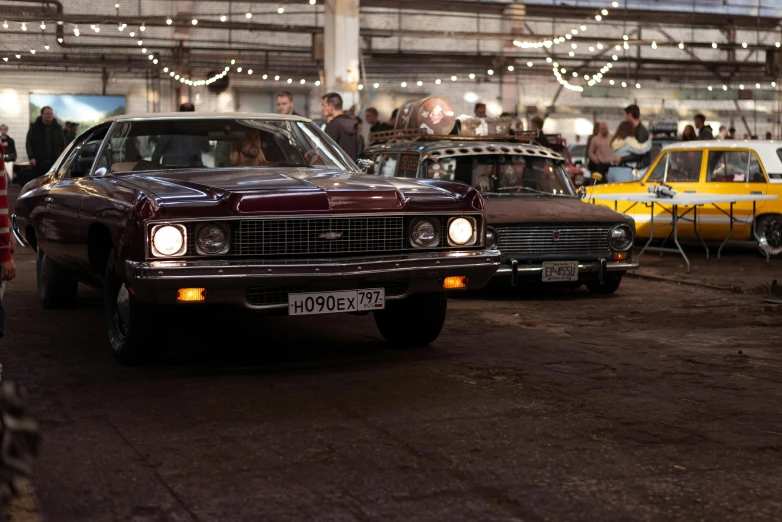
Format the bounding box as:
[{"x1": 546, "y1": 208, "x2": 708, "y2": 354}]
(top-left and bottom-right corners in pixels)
[
  {"x1": 366, "y1": 140, "x2": 565, "y2": 162},
  {"x1": 106, "y1": 112, "x2": 311, "y2": 123}
]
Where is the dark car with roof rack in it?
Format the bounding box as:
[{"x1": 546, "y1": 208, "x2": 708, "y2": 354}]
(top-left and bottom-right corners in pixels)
[{"x1": 361, "y1": 118, "x2": 639, "y2": 294}]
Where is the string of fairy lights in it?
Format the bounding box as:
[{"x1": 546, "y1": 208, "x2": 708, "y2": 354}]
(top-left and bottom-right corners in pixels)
[{"x1": 0, "y1": 1, "x2": 780, "y2": 93}]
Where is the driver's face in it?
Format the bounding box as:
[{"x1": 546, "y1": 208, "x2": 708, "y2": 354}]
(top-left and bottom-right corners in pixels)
[{"x1": 241, "y1": 131, "x2": 261, "y2": 157}]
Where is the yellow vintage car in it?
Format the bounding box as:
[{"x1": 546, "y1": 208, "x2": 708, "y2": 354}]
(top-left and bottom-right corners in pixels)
[{"x1": 582, "y1": 140, "x2": 782, "y2": 256}]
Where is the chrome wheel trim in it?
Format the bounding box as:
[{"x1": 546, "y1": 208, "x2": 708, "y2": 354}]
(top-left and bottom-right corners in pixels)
[
  {"x1": 757, "y1": 217, "x2": 782, "y2": 256},
  {"x1": 114, "y1": 285, "x2": 130, "y2": 339}
]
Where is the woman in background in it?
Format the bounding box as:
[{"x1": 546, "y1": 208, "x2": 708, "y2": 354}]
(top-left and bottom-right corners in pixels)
[
  {"x1": 606, "y1": 121, "x2": 652, "y2": 183},
  {"x1": 681, "y1": 125, "x2": 697, "y2": 141}
]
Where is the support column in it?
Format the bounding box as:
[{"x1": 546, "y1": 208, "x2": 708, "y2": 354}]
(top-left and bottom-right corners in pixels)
[
  {"x1": 500, "y1": 3, "x2": 525, "y2": 115},
  {"x1": 324, "y1": 0, "x2": 360, "y2": 111}
]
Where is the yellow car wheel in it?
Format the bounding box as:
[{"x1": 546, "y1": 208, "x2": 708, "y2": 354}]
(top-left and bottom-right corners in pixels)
[{"x1": 756, "y1": 214, "x2": 782, "y2": 258}]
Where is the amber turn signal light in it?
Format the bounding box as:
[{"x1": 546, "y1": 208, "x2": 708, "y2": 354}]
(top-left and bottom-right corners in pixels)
[
  {"x1": 177, "y1": 288, "x2": 206, "y2": 302},
  {"x1": 443, "y1": 276, "x2": 468, "y2": 289},
  {"x1": 613, "y1": 252, "x2": 628, "y2": 261}
]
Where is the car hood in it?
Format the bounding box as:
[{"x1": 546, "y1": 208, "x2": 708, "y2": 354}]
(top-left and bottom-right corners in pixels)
[
  {"x1": 484, "y1": 195, "x2": 625, "y2": 225},
  {"x1": 119, "y1": 168, "x2": 482, "y2": 216}
]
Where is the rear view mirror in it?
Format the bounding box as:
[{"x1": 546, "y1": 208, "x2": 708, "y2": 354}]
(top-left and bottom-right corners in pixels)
[{"x1": 357, "y1": 158, "x2": 375, "y2": 174}]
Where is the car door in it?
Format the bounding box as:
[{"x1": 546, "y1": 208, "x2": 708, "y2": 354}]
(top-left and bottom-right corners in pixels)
[
  {"x1": 636, "y1": 148, "x2": 705, "y2": 240},
  {"x1": 45, "y1": 126, "x2": 110, "y2": 273},
  {"x1": 697, "y1": 148, "x2": 769, "y2": 240}
]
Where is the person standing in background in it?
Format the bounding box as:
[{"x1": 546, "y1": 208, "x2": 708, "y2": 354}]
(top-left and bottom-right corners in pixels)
[
  {"x1": 322, "y1": 93, "x2": 361, "y2": 161},
  {"x1": 0, "y1": 139, "x2": 17, "y2": 340},
  {"x1": 587, "y1": 122, "x2": 612, "y2": 182},
  {"x1": 26, "y1": 106, "x2": 64, "y2": 177},
  {"x1": 617, "y1": 104, "x2": 651, "y2": 174},
  {"x1": 64, "y1": 122, "x2": 77, "y2": 145},
  {"x1": 388, "y1": 109, "x2": 398, "y2": 128},
  {"x1": 693, "y1": 114, "x2": 713, "y2": 140},
  {"x1": 474, "y1": 103, "x2": 487, "y2": 118},
  {"x1": 530, "y1": 116, "x2": 550, "y2": 149},
  {"x1": 0, "y1": 125, "x2": 17, "y2": 184},
  {"x1": 275, "y1": 91, "x2": 300, "y2": 116},
  {"x1": 365, "y1": 108, "x2": 393, "y2": 133}
]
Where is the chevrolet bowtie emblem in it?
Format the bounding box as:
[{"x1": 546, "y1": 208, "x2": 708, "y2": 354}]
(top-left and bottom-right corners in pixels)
[{"x1": 318, "y1": 231, "x2": 343, "y2": 239}]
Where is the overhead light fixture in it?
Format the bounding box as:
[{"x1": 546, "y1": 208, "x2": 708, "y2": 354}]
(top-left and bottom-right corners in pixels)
[
  {"x1": 164, "y1": 67, "x2": 169, "y2": 72},
  {"x1": 571, "y1": 43, "x2": 577, "y2": 49},
  {"x1": 621, "y1": 81, "x2": 627, "y2": 87},
  {"x1": 246, "y1": 12, "x2": 252, "y2": 19},
  {"x1": 597, "y1": 42, "x2": 603, "y2": 49},
  {"x1": 44, "y1": 44, "x2": 49, "y2": 50},
  {"x1": 612, "y1": 1, "x2": 619, "y2": 6},
  {"x1": 231, "y1": 59, "x2": 236, "y2": 65},
  {"x1": 315, "y1": 80, "x2": 320, "y2": 86},
  {"x1": 568, "y1": 51, "x2": 575, "y2": 56},
  {"x1": 435, "y1": 78, "x2": 441, "y2": 84},
  {"x1": 580, "y1": 25, "x2": 587, "y2": 31},
  {"x1": 137, "y1": 39, "x2": 142, "y2": 45},
  {"x1": 115, "y1": 2, "x2": 119, "y2": 7},
  {"x1": 679, "y1": 42, "x2": 685, "y2": 49},
  {"x1": 451, "y1": 75, "x2": 457, "y2": 80},
  {"x1": 141, "y1": 47, "x2": 146, "y2": 53},
  {"x1": 527, "y1": 62, "x2": 533, "y2": 67},
  {"x1": 373, "y1": 82, "x2": 379, "y2": 88},
  {"x1": 2, "y1": 21, "x2": 7, "y2": 29},
  {"x1": 262, "y1": 74, "x2": 268, "y2": 79},
  {"x1": 487, "y1": 69, "x2": 494, "y2": 75},
  {"x1": 595, "y1": 15, "x2": 602, "y2": 21},
  {"x1": 30, "y1": 49, "x2": 35, "y2": 54},
  {"x1": 469, "y1": 73, "x2": 475, "y2": 79},
  {"x1": 635, "y1": 83, "x2": 641, "y2": 89},
  {"x1": 274, "y1": 75, "x2": 280, "y2": 80},
  {"x1": 358, "y1": 84, "x2": 363, "y2": 90},
  {"x1": 40, "y1": 22, "x2": 46, "y2": 30},
  {"x1": 609, "y1": 79, "x2": 614, "y2": 85},
  {"x1": 723, "y1": 85, "x2": 728, "y2": 90},
  {"x1": 220, "y1": 15, "x2": 227, "y2": 22},
  {"x1": 708, "y1": 85, "x2": 712, "y2": 91},
  {"x1": 651, "y1": 41, "x2": 657, "y2": 49},
  {"x1": 572, "y1": 72, "x2": 578, "y2": 77},
  {"x1": 310, "y1": 0, "x2": 317, "y2": 4},
  {"x1": 237, "y1": 67, "x2": 242, "y2": 72},
  {"x1": 612, "y1": 55, "x2": 618, "y2": 60},
  {"x1": 777, "y1": 42, "x2": 781, "y2": 48},
  {"x1": 277, "y1": 6, "x2": 284, "y2": 14},
  {"x1": 166, "y1": 18, "x2": 173, "y2": 25},
  {"x1": 153, "y1": 58, "x2": 158, "y2": 64},
  {"x1": 507, "y1": 65, "x2": 514, "y2": 71},
  {"x1": 773, "y1": 81, "x2": 777, "y2": 87},
  {"x1": 192, "y1": 19, "x2": 198, "y2": 25},
  {"x1": 129, "y1": 31, "x2": 135, "y2": 37},
  {"x1": 742, "y1": 42, "x2": 747, "y2": 48},
  {"x1": 287, "y1": 78, "x2": 293, "y2": 83},
  {"x1": 15, "y1": 54, "x2": 20, "y2": 59},
  {"x1": 756, "y1": 83, "x2": 760, "y2": 88},
  {"x1": 57, "y1": 37, "x2": 63, "y2": 43},
  {"x1": 73, "y1": 26, "x2": 80, "y2": 36},
  {"x1": 21, "y1": 22, "x2": 27, "y2": 31},
  {"x1": 140, "y1": 24, "x2": 145, "y2": 31},
  {"x1": 401, "y1": 81, "x2": 407, "y2": 87}
]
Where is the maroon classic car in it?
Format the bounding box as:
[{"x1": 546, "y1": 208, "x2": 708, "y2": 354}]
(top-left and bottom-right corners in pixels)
[{"x1": 11, "y1": 113, "x2": 500, "y2": 363}]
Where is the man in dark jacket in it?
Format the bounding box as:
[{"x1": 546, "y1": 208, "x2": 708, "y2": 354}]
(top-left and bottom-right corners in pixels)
[
  {"x1": 0, "y1": 124, "x2": 16, "y2": 182},
  {"x1": 322, "y1": 93, "x2": 360, "y2": 161},
  {"x1": 616, "y1": 104, "x2": 651, "y2": 172},
  {"x1": 365, "y1": 108, "x2": 393, "y2": 133},
  {"x1": 26, "y1": 106, "x2": 65, "y2": 176},
  {"x1": 693, "y1": 114, "x2": 714, "y2": 140}
]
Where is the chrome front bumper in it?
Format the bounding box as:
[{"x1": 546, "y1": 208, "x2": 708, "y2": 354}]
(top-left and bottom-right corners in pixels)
[
  {"x1": 495, "y1": 257, "x2": 638, "y2": 285},
  {"x1": 125, "y1": 249, "x2": 501, "y2": 309}
]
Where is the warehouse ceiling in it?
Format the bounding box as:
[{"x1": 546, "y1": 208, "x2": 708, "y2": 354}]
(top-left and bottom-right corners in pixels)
[{"x1": 0, "y1": 0, "x2": 780, "y2": 89}]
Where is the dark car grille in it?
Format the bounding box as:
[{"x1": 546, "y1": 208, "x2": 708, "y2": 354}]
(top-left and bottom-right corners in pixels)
[
  {"x1": 247, "y1": 282, "x2": 409, "y2": 307},
  {"x1": 496, "y1": 225, "x2": 611, "y2": 257},
  {"x1": 233, "y1": 216, "x2": 406, "y2": 257}
]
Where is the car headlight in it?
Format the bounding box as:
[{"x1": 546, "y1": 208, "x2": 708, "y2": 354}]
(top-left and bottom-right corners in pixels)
[
  {"x1": 608, "y1": 224, "x2": 634, "y2": 251},
  {"x1": 196, "y1": 223, "x2": 229, "y2": 254},
  {"x1": 448, "y1": 217, "x2": 476, "y2": 246},
  {"x1": 151, "y1": 224, "x2": 186, "y2": 257},
  {"x1": 485, "y1": 226, "x2": 498, "y2": 249},
  {"x1": 410, "y1": 218, "x2": 439, "y2": 247}
]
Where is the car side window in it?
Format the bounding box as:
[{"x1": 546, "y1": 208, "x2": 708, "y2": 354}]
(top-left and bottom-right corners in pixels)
[
  {"x1": 646, "y1": 153, "x2": 667, "y2": 182},
  {"x1": 58, "y1": 130, "x2": 108, "y2": 179},
  {"x1": 666, "y1": 151, "x2": 702, "y2": 182},
  {"x1": 707, "y1": 150, "x2": 765, "y2": 183},
  {"x1": 376, "y1": 153, "x2": 399, "y2": 177}
]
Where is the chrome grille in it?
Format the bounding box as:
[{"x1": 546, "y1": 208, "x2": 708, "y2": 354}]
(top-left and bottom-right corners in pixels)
[
  {"x1": 247, "y1": 282, "x2": 409, "y2": 307},
  {"x1": 234, "y1": 216, "x2": 406, "y2": 256},
  {"x1": 496, "y1": 226, "x2": 610, "y2": 257}
]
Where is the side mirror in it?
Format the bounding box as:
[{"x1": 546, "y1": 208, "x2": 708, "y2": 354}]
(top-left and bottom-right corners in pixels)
[
  {"x1": 577, "y1": 186, "x2": 586, "y2": 200},
  {"x1": 357, "y1": 158, "x2": 375, "y2": 174},
  {"x1": 93, "y1": 167, "x2": 107, "y2": 177}
]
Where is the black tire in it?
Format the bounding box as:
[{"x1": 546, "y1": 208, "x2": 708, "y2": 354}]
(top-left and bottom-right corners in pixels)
[
  {"x1": 755, "y1": 214, "x2": 782, "y2": 258},
  {"x1": 586, "y1": 273, "x2": 624, "y2": 295},
  {"x1": 36, "y1": 247, "x2": 78, "y2": 308},
  {"x1": 103, "y1": 249, "x2": 158, "y2": 364},
  {"x1": 373, "y1": 292, "x2": 447, "y2": 347}
]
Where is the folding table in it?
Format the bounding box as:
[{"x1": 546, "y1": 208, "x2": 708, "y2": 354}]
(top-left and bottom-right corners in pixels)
[{"x1": 586, "y1": 193, "x2": 779, "y2": 273}]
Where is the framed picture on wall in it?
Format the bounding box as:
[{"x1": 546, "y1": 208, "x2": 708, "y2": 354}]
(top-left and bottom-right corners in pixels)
[{"x1": 29, "y1": 93, "x2": 126, "y2": 135}]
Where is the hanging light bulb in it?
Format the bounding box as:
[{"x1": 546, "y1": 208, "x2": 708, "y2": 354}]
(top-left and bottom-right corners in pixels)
[
  {"x1": 597, "y1": 42, "x2": 603, "y2": 49},
  {"x1": 507, "y1": 65, "x2": 514, "y2": 71},
  {"x1": 220, "y1": 15, "x2": 227, "y2": 22},
  {"x1": 246, "y1": 12, "x2": 252, "y2": 19},
  {"x1": 191, "y1": 19, "x2": 198, "y2": 25},
  {"x1": 73, "y1": 26, "x2": 80, "y2": 36},
  {"x1": 129, "y1": 31, "x2": 135, "y2": 37},
  {"x1": 15, "y1": 54, "x2": 20, "y2": 59},
  {"x1": 601, "y1": 9, "x2": 608, "y2": 15},
  {"x1": 44, "y1": 44, "x2": 49, "y2": 50},
  {"x1": 30, "y1": 49, "x2": 35, "y2": 54},
  {"x1": 708, "y1": 85, "x2": 712, "y2": 91},
  {"x1": 315, "y1": 80, "x2": 321, "y2": 86},
  {"x1": 678, "y1": 42, "x2": 685, "y2": 49},
  {"x1": 139, "y1": 24, "x2": 145, "y2": 32},
  {"x1": 526, "y1": 62, "x2": 533, "y2": 67},
  {"x1": 651, "y1": 41, "x2": 657, "y2": 49},
  {"x1": 40, "y1": 21, "x2": 46, "y2": 30},
  {"x1": 277, "y1": 6, "x2": 285, "y2": 14},
  {"x1": 756, "y1": 83, "x2": 760, "y2": 88},
  {"x1": 310, "y1": 0, "x2": 317, "y2": 4},
  {"x1": 166, "y1": 18, "x2": 173, "y2": 25},
  {"x1": 2, "y1": 21, "x2": 7, "y2": 29},
  {"x1": 451, "y1": 75, "x2": 457, "y2": 81},
  {"x1": 740, "y1": 84, "x2": 745, "y2": 89},
  {"x1": 742, "y1": 42, "x2": 747, "y2": 48},
  {"x1": 609, "y1": 79, "x2": 615, "y2": 85},
  {"x1": 287, "y1": 78, "x2": 293, "y2": 83},
  {"x1": 572, "y1": 72, "x2": 578, "y2": 77},
  {"x1": 153, "y1": 58, "x2": 158, "y2": 64},
  {"x1": 723, "y1": 85, "x2": 728, "y2": 90},
  {"x1": 137, "y1": 39, "x2": 143, "y2": 45},
  {"x1": 57, "y1": 37, "x2": 63, "y2": 43},
  {"x1": 373, "y1": 82, "x2": 379, "y2": 88},
  {"x1": 612, "y1": 55, "x2": 618, "y2": 60},
  {"x1": 21, "y1": 22, "x2": 27, "y2": 31},
  {"x1": 621, "y1": 81, "x2": 627, "y2": 87},
  {"x1": 612, "y1": 1, "x2": 619, "y2": 6},
  {"x1": 712, "y1": 42, "x2": 718, "y2": 48},
  {"x1": 358, "y1": 84, "x2": 363, "y2": 90},
  {"x1": 469, "y1": 73, "x2": 475, "y2": 79},
  {"x1": 772, "y1": 81, "x2": 777, "y2": 87},
  {"x1": 274, "y1": 75, "x2": 280, "y2": 80},
  {"x1": 262, "y1": 74, "x2": 268, "y2": 79},
  {"x1": 487, "y1": 69, "x2": 494, "y2": 75},
  {"x1": 776, "y1": 42, "x2": 781, "y2": 48},
  {"x1": 237, "y1": 67, "x2": 243, "y2": 72},
  {"x1": 401, "y1": 81, "x2": 407, "y2": 87},
  {"x1": 595, "y1": 15, "x2": 602, "y2": 21},
  {"x1": 416, "y1": 80, "x2": 423, "y2": 86}
]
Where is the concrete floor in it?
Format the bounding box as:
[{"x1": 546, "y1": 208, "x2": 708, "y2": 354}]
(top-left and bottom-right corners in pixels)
[{"x1": 2, "y1": 229, "x2": 782, "y2": 521}]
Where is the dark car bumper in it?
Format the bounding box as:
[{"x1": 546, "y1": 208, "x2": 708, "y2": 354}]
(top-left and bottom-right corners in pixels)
[
  {"x1": 125, "y1": 250, "x2": 501, "y2": 310},
  {"x1": 495, "y1": 257, "x2": 638, "y2": 285}
]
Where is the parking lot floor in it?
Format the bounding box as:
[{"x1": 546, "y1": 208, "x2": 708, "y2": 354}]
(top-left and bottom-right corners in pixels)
[{"x1": 2, "y1": 231, "x2": 782, "y2": 521}]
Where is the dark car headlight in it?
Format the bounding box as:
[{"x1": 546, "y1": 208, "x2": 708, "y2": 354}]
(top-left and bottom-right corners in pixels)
[
  {"x1": 410, "y1": 218, "x2": 439, "y2": 247},
  {"x1": 485, "y1": 226, "x2": 498, "y2": 249},
  {"x1": 608, "y1": 224, "x2": 634, "y2": 251},
  {"x1": 196, "y1": 223, "x2": 229, "y2": 254}
]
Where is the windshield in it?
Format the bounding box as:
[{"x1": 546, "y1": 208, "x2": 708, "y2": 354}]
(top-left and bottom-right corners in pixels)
[
  {"x1": 424, "y1": 154, "x2": 575, "y2": 196},
  {"x1": 102, "y1": 118, "x2": 356, "y2": 173}
]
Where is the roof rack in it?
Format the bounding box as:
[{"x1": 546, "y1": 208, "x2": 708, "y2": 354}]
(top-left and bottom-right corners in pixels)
[{"x1": 368, "y1": 128, "x2": 540, "y2": 144}]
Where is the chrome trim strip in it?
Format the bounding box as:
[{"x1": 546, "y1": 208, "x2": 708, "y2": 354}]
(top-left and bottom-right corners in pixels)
[
  {"x1": 495, "y1": 260, "x2": 638, "y2": 275},
  {"x1": 10, "y1": 215, "x2": 29, "y2": 249}
]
